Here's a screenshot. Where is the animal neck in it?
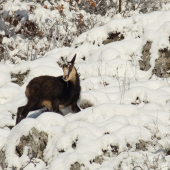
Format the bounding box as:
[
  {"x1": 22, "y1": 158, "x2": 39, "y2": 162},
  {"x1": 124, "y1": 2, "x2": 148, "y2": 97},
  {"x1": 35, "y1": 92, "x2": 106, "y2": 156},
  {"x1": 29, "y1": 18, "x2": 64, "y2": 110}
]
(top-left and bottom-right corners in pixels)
[{"x1": 69, "y1": 67, "x2": 79, "y2": 85}]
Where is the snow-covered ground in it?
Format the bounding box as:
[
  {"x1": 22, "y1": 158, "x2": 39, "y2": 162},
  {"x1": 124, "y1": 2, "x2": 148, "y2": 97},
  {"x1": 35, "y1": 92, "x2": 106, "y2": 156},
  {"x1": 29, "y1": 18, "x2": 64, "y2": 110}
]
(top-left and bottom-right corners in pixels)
[{"x1": 1, "y1": 5, "x2": 170, "y2": 170}]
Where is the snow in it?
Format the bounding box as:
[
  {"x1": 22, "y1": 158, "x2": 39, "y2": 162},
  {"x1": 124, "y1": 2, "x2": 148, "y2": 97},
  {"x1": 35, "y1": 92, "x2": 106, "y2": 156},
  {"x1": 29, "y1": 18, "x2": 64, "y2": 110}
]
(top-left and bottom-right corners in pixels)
[
  {"x1": 1, "y1": 3, "x2": 170, "y2": 170},
  {"x1": 0, "y1": 71, "x2": 11, "y2": 88}
]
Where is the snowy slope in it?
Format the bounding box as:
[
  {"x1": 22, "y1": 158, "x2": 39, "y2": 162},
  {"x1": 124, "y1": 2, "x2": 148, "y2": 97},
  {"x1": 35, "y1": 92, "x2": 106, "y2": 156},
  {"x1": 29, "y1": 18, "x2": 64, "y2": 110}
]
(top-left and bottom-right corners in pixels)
[{"x1": 1, "y1": 8, "x2": 170, "y2": 170}]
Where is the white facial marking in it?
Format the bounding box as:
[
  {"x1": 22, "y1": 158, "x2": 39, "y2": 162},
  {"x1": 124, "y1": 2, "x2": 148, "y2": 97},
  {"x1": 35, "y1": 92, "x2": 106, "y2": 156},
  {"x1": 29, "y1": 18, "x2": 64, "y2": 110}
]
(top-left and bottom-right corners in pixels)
[{"x1": 65, "y1": 69, "x2": 69, "y2": 75}]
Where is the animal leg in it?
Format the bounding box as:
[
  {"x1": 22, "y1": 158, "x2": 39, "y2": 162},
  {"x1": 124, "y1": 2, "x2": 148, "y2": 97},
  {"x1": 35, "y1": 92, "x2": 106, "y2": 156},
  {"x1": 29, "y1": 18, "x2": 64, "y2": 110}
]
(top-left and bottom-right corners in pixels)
[
  {"x1": 71, "y1": 102, "x2": 81, "y2": 113},
  {"x1": 16, "y1": 106, "x2": 25, "y2": 125},
  {"x1": 16, "y1": 98, "x2": 39, "y2": 125},
  {"x1": 52, "y1": 99, "x2": 63, "y2": 115}
]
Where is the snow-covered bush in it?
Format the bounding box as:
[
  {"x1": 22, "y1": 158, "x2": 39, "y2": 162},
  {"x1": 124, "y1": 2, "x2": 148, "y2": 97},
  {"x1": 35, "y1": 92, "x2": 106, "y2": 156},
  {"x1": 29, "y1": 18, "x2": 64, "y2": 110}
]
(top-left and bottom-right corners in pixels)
[
  {"x1": 106, "y1": 0, "x2": 170, "y2": 18},
  {"x1": 0, "y1": 0, "x2": 110, "y2": 63}
]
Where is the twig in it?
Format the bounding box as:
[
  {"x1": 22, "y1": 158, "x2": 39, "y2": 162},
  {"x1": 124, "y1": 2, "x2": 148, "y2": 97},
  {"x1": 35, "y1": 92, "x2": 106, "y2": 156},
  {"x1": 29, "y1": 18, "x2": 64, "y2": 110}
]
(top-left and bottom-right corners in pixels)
[
  {"x1": 20, "y1": 158, "x2": 39, "y2": 170},
  {"x1": 133, "y1": 166, "x2": 144, "y2": 170}
]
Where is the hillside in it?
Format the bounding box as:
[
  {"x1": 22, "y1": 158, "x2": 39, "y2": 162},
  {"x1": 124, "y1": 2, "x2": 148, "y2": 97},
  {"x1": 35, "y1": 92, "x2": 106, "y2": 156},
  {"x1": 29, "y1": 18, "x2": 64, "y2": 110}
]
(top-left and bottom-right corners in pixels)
[{"x1": 1, "y1": 1, "x2": 170, "y2": 170}]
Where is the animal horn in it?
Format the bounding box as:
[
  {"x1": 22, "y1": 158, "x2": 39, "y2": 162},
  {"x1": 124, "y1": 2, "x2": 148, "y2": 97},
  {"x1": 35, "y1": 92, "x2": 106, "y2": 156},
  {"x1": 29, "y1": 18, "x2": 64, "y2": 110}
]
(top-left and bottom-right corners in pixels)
[
  {"x1": 70, "y1": 54, "x2": 76, "y2": 64},
  {"x1": 61, "y1": 57, "x2": 64, "y2": 61}
]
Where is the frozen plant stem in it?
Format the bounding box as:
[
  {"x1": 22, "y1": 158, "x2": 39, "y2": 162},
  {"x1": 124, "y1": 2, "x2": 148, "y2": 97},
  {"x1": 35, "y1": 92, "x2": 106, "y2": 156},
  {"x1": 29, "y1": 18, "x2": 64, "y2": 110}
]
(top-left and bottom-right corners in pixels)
[
  {"x1": 20, "y1": 158, "x2": 39, "y2": 170},
  {"x1": 98, "y1": 55, "x2": 110, "y2": 103}
]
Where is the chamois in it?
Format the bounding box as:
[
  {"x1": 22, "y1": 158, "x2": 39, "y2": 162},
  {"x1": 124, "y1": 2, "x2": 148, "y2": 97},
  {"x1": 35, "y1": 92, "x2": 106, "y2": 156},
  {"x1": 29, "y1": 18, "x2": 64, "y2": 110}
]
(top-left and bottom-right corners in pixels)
[{"x1": 16, "y1": 54, "x2": 81, "y2": 125}]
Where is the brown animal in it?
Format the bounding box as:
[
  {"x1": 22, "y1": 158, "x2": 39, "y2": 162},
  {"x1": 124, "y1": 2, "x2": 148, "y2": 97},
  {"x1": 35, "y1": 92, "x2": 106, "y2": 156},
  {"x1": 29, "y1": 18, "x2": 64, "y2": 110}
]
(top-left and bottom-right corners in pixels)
[{"x1": 16, "y1": 54, "x2": 81, "y2": 125}]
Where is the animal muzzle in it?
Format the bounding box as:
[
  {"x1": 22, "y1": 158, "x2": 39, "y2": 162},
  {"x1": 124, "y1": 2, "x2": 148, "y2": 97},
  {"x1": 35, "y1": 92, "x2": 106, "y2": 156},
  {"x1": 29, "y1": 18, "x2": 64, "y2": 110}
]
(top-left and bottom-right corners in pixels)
[{"x1": 63, "y1": 76, "x2": 68, "y2": 82}]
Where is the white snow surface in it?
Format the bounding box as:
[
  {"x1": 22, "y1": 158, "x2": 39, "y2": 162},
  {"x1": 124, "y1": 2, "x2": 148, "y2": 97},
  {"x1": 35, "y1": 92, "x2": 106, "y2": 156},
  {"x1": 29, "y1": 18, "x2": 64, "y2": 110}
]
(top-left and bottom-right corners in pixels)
[{"x1": 1, "y1": 9, "x2": 170, "y2": 170}]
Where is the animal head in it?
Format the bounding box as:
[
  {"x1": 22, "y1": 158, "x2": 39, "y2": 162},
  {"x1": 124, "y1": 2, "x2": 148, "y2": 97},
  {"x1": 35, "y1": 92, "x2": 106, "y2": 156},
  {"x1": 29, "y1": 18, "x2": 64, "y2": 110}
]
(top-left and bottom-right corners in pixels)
[{"x1": 60, "y1": 54, "x2": 77, "y2": 82}]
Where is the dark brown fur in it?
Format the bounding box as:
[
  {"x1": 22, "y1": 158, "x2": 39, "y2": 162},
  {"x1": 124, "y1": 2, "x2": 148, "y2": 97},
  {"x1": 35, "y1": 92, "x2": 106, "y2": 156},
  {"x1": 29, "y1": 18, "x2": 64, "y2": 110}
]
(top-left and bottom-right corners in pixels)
[{"x1": 16, "y1": 55, "x2": 81, "y2": 125}]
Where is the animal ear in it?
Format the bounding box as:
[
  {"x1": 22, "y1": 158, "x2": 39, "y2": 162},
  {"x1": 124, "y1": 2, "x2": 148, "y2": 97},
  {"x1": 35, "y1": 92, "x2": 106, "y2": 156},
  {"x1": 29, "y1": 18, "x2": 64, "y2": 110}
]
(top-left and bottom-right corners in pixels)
[
  {"x1": 57, "y1": 56, "x2": 65, "y2": 67},
  {"x1": 70, "y1": 54, "x2": 76, "y2": 64},
  {"x1": 61, "y1": 57, "x2": 64, "y2": 62}
]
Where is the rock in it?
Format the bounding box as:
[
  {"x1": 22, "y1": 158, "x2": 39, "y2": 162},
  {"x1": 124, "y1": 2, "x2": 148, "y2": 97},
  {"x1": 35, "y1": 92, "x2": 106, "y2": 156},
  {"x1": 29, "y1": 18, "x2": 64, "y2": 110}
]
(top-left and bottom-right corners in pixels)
[
  {"x1": 139, "y1": 41, "x2": 170, "y2": 78},
  {"x1": 93, "y1": 155, "x2": 104, "y2": 165},
  {"x1": 102, "y1": 145, "x2": 119, "y2": 157},
  {"x1": 70, "y1": 162, "x2": 81, "y2": 170},
  {"x1": 103, "y1": 32, "x2": 124, "y2": 45},
  {"x1": 11, "y1": 70, "x2": 30, "y2": 86},
  {"x1": 0, "y1": 128, "x2": 48, "y2": 170},
  {"x1": 80, "y1": 99, "x2": 93, "y2": 109},
  {"x1": 153, "y1": 48, "x2": 170, "y2": 78},
  {"x1": 136, "y1": 140, "x2": 152, "y2": 151},
  {"x1": 0, "y1": 149, "x2": 6, "y2": 169},
  {"x1": 139, "y1": 41, "x2": 152, "y2": 71},
  {"x1": 16, "y1": 128, "x2": 48, "y2": 159},
  {"x1": 70, "y1": 162, "x2": 87, "y2": 170},
  {"x1": 72, "y1": 138, "x2": 78, "y2": 149}
]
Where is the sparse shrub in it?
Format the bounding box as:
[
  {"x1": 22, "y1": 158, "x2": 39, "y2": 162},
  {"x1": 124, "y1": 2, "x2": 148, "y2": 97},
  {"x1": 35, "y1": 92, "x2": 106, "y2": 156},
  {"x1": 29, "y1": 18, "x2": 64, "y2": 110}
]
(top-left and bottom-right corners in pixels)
[{"x1": 69, "y1": 0, "x2": 115, "y2": 16}]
